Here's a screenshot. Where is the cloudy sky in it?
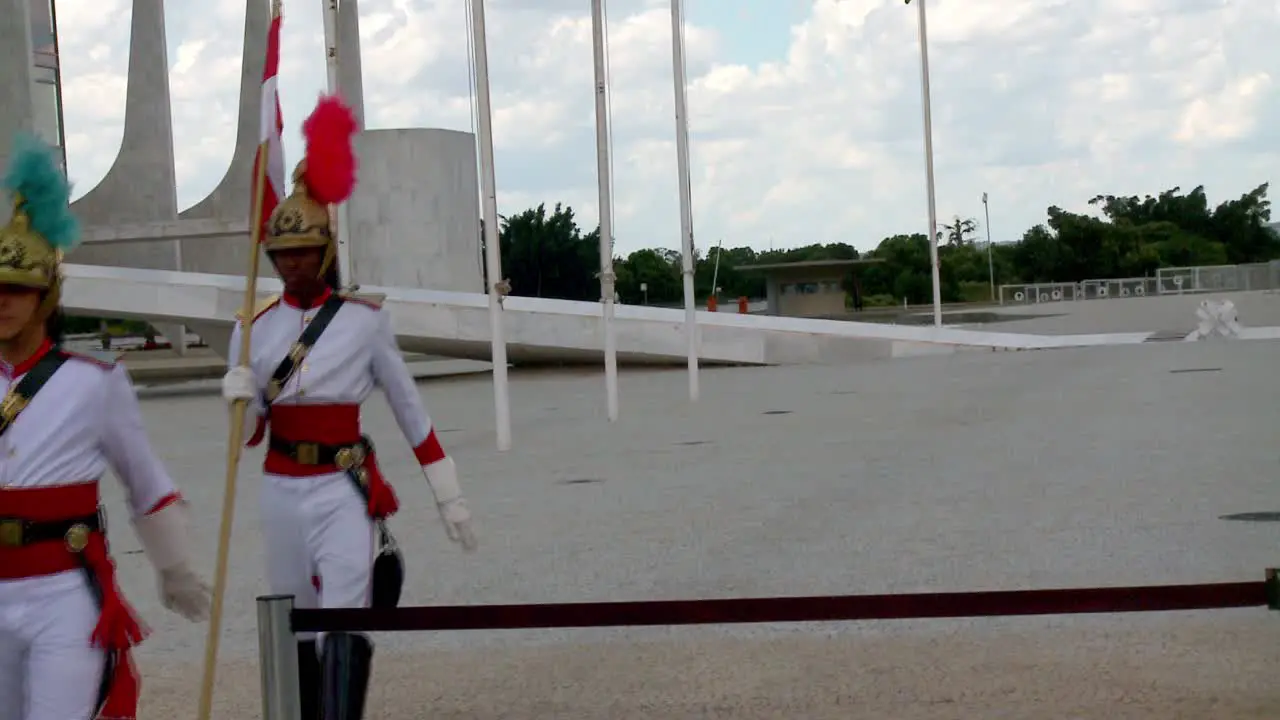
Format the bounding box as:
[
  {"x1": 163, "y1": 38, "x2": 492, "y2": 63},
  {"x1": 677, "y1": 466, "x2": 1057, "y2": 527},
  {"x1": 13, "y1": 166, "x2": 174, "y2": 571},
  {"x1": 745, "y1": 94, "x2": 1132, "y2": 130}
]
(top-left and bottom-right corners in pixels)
[{"x1": 55, "y1": 0, "x2": 1278, "y2": 256}]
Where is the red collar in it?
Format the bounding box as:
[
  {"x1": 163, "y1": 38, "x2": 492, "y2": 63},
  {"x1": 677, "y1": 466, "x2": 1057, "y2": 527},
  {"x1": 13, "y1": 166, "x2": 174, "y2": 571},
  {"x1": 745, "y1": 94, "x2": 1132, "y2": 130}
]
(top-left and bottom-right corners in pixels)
[
  {"x1": 2, "y1": 337, "x2": 54, "y2": 378},
  {"x1": 282, "y1": 287, "x2": 333, "y2": 310}
]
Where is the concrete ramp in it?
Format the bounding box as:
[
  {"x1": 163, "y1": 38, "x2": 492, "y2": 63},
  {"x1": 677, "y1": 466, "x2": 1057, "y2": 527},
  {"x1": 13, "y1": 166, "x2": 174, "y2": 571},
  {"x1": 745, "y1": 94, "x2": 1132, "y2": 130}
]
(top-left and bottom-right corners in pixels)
[{"x1": 60, "y1": 264, "x2": 1173, "y2": 366}]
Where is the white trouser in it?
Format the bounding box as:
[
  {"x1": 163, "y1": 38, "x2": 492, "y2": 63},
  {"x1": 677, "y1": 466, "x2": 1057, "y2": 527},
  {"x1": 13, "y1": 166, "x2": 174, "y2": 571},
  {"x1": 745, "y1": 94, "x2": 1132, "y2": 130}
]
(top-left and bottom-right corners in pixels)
[
  {"x1": 0, "y1": 571, "x2": 109, "y2": 720},
  {"x1": 260, "y1": 470, "x2": 375, "y2": 643}
]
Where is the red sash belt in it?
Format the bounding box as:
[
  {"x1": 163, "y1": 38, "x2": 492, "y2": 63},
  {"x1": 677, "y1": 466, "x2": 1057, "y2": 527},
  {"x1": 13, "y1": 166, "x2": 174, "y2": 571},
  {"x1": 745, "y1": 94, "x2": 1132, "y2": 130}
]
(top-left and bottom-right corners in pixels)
[
  {"x1": 0, "y1": 482, "x2": 144, "y2": 719},
  {"x1": 256, "y1": 404, "x2": 399, "y2": 518}
]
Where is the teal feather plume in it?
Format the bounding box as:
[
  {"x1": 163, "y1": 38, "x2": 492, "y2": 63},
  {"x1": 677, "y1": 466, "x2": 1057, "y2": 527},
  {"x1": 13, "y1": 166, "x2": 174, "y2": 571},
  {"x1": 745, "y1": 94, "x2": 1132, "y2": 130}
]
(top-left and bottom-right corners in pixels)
[{"x1": 3, "y1": 132, "x2": 79, "y2": 251}]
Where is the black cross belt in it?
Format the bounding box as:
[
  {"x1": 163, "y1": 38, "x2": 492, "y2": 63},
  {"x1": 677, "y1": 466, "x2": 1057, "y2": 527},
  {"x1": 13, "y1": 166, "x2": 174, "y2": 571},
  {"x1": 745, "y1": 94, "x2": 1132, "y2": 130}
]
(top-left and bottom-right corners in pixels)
[
  {"x1": 0, "y1": 512, "x2": 102, "y2": 548},
  {"x1": 268, "y1": 434, "x2": 370, "y2": 469}
]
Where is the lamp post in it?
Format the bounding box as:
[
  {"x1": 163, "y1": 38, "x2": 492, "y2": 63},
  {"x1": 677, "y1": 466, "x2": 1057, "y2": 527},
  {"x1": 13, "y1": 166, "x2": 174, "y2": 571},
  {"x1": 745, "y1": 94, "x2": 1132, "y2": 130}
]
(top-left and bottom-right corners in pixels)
[
  {"x1": 982, "y1": 191, "x2": 994, "y2": 302},
  {"x1": 905, "y1": 0, "x2": 942, "y2": 327}
]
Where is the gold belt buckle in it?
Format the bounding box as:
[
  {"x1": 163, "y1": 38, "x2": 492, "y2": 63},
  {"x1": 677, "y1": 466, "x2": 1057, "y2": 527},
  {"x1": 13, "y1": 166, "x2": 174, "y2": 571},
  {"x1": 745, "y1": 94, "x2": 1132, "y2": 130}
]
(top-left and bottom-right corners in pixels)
[
  {"x1": 65, "y1": 523, "x2": 91, "y2": 553},
  {"x1": 334, "y1": 444, "x2": 366, "y2": 470},
  {"x1": 296, "y1": 442, "x2": 320, "y2": 465},
  {"x1": 0, "y1": 519, "x2": 22, "y2": 547}
]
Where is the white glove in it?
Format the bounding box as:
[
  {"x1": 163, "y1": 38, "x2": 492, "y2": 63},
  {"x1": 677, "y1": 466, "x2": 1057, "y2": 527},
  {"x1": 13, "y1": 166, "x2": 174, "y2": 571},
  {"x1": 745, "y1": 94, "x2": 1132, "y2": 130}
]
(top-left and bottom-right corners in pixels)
[
  {"x1": 221, "y1": 366, "x2": 257, "y2": 403},
  {"x1": 438, "y1": 497, "x2": 477, "y2": 551},
  {"x1": 159, "y1": 566, "x2": 211, "y2": 622},
  {"x1": 132, "y1": 501, "x2": 212, "y2": 622},
  {"x1": 422, "y1": 457, "x2": 478, "y2": 551}
]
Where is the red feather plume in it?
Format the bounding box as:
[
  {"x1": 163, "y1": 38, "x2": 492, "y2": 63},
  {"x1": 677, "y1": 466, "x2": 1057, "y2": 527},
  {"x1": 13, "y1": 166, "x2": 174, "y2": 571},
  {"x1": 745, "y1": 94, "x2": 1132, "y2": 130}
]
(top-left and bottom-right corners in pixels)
[{"x1": 301, "y1": 94, "x2": 358, "y2": 205}]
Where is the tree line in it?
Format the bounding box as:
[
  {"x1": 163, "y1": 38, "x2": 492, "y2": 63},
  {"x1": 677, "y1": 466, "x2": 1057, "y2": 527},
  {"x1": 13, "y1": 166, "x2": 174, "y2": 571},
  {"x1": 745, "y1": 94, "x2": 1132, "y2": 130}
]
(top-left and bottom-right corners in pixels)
[{"x1": 482, "y1": 183, "x2": 1278, "y2": 308}]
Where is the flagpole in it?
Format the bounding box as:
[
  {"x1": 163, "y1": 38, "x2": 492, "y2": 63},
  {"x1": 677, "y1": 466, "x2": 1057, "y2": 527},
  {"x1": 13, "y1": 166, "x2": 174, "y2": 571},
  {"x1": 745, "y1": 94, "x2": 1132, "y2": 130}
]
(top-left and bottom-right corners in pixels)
[
  {"x1": 669, "y1": 0, "x2": 699, "y2": 401},
  {"x1": 468, "y1": 0, "x2": 512, "y2": 451},
  {"x1": 321, "y1": 0, "x2": 354, "y2": 285},
  {"x1": 196, "y1": 3, "x2": 277, "y2": 715},
  {"x1": 906, "y1": 0, "x2": 942, "y2": 327},
  {"x1": 591, "y1": 0, "x2": 619, "y2": 422},
  {"x1": 196, "y1": 142, "x2": 270, "y2": 720}
]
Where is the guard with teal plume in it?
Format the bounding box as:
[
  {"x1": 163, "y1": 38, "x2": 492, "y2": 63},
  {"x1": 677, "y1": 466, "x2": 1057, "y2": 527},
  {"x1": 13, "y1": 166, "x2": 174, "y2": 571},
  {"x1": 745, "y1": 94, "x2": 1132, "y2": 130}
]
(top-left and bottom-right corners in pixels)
[{"x1": 0, "y1": 132, "x2": 80, "y2": 329}]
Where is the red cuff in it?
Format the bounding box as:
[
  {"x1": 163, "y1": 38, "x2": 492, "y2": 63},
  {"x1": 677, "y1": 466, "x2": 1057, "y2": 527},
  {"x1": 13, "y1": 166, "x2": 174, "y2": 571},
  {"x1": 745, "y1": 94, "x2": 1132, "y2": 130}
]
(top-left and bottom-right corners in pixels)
[
  {"x1": 145, "y1": 493, "x2": 182, "y2": 516},
  {"x1": 412, "y1": 429, "x2": 447, "y2": 465}
]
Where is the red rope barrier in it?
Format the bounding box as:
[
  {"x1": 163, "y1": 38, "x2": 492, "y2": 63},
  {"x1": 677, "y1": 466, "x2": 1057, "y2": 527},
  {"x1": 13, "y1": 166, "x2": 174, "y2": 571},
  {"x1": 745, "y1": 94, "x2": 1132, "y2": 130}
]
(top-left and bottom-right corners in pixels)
[{"x1": 292, "y1": 574, "x2": 1277, "y2": 634}]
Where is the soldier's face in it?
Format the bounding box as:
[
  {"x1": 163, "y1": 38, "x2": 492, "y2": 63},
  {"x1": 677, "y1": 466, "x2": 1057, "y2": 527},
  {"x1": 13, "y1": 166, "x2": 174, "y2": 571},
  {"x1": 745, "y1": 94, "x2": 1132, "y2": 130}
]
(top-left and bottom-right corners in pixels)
[
  {"x1": 0, "y1": 284, "x2": 41, "y2": 342},
  {"x1": 271, "y1": 247, "x2": 326, "y2": 290}
]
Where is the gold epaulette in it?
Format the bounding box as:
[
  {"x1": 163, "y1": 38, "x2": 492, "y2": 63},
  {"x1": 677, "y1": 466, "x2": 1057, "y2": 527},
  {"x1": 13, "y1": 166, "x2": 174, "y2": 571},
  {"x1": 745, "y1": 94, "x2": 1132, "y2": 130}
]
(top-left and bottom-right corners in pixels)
[
  {"x1": 235, "y1": 294, "x2": 281, "y2": 324},
  {"x1": 340, "y1": 290, "x2": 385, "y2": 309}
]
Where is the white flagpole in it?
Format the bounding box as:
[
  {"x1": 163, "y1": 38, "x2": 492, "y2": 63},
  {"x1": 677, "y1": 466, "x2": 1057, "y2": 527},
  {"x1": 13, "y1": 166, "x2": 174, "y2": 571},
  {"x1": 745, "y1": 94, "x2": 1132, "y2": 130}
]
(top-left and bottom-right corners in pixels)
[
  {"x1": 908, "y1": 0, "x2": 943, "y2": 327},
  {"x1": 669, "y1": 0, "x2": 699, "y2": 401},
  {"x1": 468, "y1": 0, "x2": 513, "y2": 451},
  {"x1": 591, "y1": 0, "x2": 619, "y2": 421},
  {"x1": 320, "y1": 0, "x2": 355, "y2": 286},
  {"x1": 982, "y1": 192, "x2": 994, "y2": 301}
]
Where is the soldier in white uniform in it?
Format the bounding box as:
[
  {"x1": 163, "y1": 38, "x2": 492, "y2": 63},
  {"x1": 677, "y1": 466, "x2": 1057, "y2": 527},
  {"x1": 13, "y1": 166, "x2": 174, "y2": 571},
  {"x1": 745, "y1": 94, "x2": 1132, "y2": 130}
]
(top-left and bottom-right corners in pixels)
[
  {"x1": 0, "y1": 134, "x2": 210, "y2": 720},
  {"x1": 220, "y1": 95, "x2": 477, "y2": 720}
]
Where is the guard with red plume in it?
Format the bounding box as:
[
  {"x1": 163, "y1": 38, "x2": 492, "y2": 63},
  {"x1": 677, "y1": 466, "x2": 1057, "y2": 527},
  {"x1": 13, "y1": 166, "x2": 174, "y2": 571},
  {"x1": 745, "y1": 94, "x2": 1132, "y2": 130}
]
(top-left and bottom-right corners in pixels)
[{"x1": 220, "y1": 85, "x2": 479, "y2": 720}]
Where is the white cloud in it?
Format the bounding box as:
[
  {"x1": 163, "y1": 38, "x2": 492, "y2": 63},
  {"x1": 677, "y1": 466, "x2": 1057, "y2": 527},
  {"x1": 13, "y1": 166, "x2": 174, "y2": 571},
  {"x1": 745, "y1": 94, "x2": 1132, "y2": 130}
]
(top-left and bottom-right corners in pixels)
[{"x1": 55, "y1": 0, "x2": 1279, "y2": 257}]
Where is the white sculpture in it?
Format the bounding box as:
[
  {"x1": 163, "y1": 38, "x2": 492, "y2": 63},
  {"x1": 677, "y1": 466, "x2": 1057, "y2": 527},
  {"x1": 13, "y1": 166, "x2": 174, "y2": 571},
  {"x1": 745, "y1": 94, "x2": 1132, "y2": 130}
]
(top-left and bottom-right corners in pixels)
[{"x1": 1191, "y1": 299, "x2": 1242, "y2": 340}]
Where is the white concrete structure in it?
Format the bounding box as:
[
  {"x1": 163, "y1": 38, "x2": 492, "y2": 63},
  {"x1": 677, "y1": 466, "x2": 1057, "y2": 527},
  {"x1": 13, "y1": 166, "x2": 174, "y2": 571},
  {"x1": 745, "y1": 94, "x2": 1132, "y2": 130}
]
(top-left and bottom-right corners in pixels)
[
  {"x1": 348, "y1": 129, "x2": 483, "y2": 293},
  {"x1": 62, "y1": 263, "x2": 1236, "y2": 367},
  {"x1": 55, "y1": 0, "x2": 484, "y2": 298},
  {"x1": 1, "y1": 0, "x2": 484, "y2": 343}
]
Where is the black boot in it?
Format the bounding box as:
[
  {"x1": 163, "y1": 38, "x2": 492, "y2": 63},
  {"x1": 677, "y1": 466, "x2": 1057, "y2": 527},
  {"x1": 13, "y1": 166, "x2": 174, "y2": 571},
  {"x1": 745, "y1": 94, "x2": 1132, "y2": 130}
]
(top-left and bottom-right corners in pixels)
[
  {"x1": 320, "y1": 632, "x2": 374, "y2": 720},
  {"x1": 298, "y1": 639, "x2": 321, "y2": 720}
]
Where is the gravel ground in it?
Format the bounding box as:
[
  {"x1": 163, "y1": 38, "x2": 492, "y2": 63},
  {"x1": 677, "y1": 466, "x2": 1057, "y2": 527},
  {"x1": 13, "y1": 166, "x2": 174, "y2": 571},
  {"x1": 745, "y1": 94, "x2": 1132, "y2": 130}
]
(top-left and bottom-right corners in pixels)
[{"x1": 93, "y1": 337, "x2": 1279, "y2": 718}]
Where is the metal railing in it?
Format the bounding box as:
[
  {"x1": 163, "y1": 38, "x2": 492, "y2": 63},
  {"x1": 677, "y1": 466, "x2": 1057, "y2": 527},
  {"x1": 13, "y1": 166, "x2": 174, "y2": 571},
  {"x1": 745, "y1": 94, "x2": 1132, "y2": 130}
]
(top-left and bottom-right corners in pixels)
[
  {"x1": 999, "y1": 261, "x2": 1280, "y2": 305},
  {"x1": 256, "y1": 570, "x2": 1279, "y2": 719}
]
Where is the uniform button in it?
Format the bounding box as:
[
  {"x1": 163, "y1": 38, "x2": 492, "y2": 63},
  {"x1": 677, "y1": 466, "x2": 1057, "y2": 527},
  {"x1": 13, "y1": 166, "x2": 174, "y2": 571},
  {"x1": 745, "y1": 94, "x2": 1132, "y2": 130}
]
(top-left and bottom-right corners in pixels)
[{"x1": 301, "y1": 364, "x2": 309, "y2": 373}]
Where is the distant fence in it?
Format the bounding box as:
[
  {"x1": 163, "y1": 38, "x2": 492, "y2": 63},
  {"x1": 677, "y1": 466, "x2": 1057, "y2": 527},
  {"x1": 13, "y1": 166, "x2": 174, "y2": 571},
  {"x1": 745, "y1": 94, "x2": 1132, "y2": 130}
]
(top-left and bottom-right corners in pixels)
[{"x1": 999, "y1": 261, "x2": 1280, "y2": 305}]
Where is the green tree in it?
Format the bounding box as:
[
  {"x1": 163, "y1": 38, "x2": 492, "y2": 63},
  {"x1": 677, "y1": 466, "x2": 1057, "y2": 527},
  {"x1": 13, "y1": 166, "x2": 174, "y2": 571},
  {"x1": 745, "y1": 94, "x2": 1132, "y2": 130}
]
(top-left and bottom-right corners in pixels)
[
  {"x1": 616, "y1": 248, "x2": 682, "y2": 304},
  {"x1": 938, "y1": 216, "x2": 979, "y2": 246},
  {"x1": 488, "y1": 180, "x2": 1275, "y2": 311},
  {"x1": 481, "y1": 203, "x2": 601, "y2": 301}
]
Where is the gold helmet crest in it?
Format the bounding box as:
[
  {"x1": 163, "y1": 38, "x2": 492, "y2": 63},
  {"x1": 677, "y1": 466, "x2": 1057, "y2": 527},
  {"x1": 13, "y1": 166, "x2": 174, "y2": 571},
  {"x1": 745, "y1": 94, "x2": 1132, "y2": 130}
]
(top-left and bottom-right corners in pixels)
[
  {"x1": 0, "y1": 133, "x2": 80, "y2": 327},
  {"x1": 0, "y1": 196, "x2": 63, "y2": 290},
  {"x1": 263, "y1": 94, "x2": 358, "y2": 279},
  {"x1": 264, "y1": 159, "x2": 338, "y2": 272}
]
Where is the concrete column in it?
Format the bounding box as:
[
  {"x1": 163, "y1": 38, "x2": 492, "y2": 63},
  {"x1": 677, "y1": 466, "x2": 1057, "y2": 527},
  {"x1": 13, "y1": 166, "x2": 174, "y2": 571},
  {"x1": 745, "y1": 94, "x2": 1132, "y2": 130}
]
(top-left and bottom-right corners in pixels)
[
  {"x1": 337, "y1": 0, "x2": 365, "y2": 127},
  {"x1": 70, "y1": 0, "x2": 177, "y2": 222},
  {"x1": 178, "y1": 0, "x2": 272, "y2": 303},
  {"x1": 68, "y1": 0, "x2": 184, "y2": 353},
  {"x1": 180, "y1": 0, "x2": 269, "y2": 223},
  {"x1": 0, "y1": 0, "x2": 37, "y2": 175}
]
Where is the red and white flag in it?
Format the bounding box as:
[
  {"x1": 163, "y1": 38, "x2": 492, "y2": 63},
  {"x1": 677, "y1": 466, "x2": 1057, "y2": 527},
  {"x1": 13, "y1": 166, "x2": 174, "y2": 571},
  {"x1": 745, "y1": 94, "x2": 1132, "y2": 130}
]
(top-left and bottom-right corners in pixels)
[{"x1": 251, "y1": 6, "x2": 286, "y2": 238}]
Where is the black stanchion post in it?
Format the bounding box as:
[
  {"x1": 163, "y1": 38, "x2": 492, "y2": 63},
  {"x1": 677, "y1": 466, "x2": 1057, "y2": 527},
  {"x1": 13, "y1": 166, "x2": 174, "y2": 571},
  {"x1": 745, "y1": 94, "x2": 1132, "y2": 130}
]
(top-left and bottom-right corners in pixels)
[
  {"x1": 257, "y1": 594, "x2": 301, "y2": 720},
  {"x1": 1267, "y1": 569, "x2": 1279, "y2": 610}
]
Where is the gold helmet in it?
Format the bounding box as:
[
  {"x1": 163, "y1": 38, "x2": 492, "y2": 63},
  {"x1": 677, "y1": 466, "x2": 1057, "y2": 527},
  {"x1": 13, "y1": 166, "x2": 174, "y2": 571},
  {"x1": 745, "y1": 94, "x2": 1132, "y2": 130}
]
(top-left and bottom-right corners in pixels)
[
  {"x1": 0, "y1": 133, "x2": 80, "y2": 325},
  {"x1": 263, "y1": 94, "x2": 358, "y2": 279}
]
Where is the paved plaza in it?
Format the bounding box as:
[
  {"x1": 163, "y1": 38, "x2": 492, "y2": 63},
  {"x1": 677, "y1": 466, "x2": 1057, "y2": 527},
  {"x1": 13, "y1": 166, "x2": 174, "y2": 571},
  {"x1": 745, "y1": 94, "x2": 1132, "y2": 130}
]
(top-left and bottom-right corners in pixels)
[{"x1": 95, "y1": 327, "x2": 1279, "y2": 718}]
